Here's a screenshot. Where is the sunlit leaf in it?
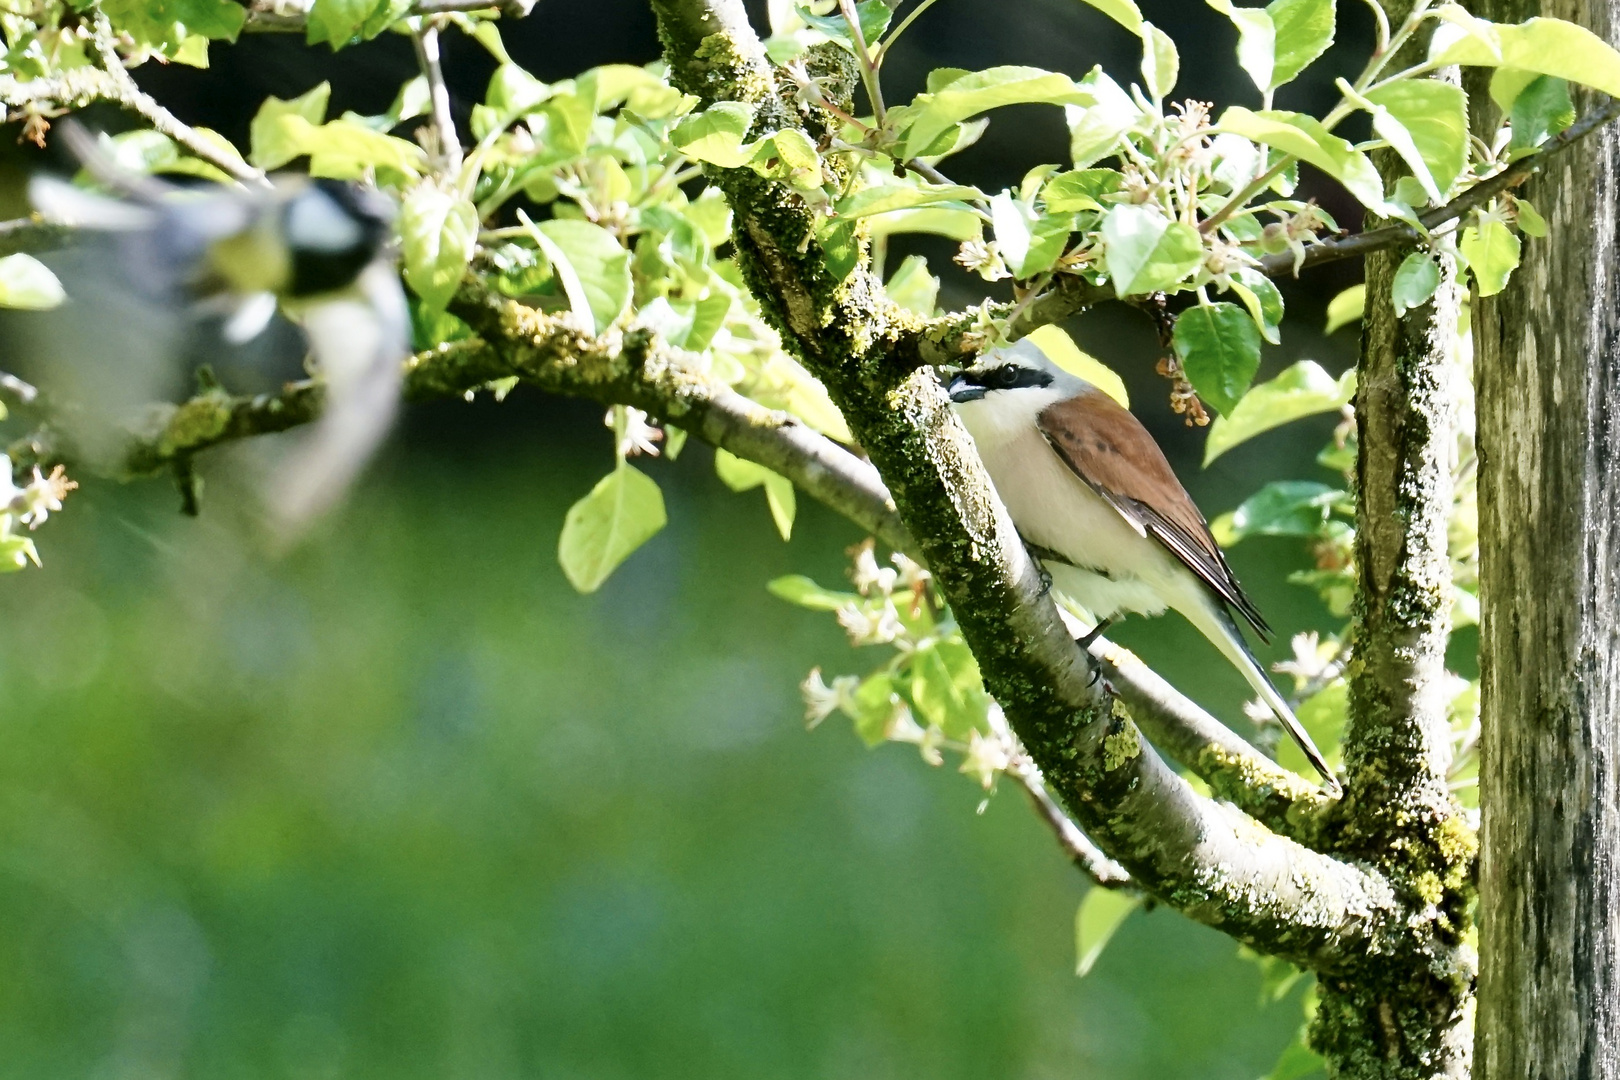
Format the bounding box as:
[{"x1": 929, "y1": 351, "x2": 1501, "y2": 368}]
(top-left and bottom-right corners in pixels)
[
  {"x1": 1207, "y1": 0, "x2": 1276, "y2": 93},
  {"x1": 892, "y1": 66, "x2": 1096, "y2": 158},
  {"x1": 991, "y1": 191, "x2": 1075, "y2": 278},
  {"x1": 1460, "y1": 218, "x2": 1521, "y2": 297},
  {"x1": 1065, "y1": 68, "x2": 1143, "y2": 166},
  {"x1": 1204, "y1": 360, "x2": 1354, "y2": 465},
  {"x1": 401, "y1": 184, "x2": 478, "y2": 312},
  {"x1": 1141, "y1": 22, "x2": 1180, "y2": 99},
  {"x1": 1215, "y1": 107, "x2": 1388, "y2": 212},
  {"x1": 1101, "y1": 204, "x2": 1202, "y2": 296},
  {"x1": 1432, "y1": 16, "x2": 1620, "y2": 98},
  {"x1": 885, "y1": 254, "x2": 941, "y2": 315},
  {"x1": 1227, "y1": 267, "x2": 1285, "y2": 344},
  {"x1": 1071, "y1": 0, "x2": 1144, "y2": 35},
  {"x1": 557, "y1": 464, "x2": 667, "y2": 593},
  {"x1": 1502, "y1": 74, "x2": 1575, "y2": 150},
  {"x1": 1365, "y1": 81, "x2": 1468, "y2": 197},
  {"x1": 768, "y1": 574, "x2": 861, "y2": 611},
  {"x1": 1042, "y1": 168, "x2": 1124, "y2": 212},
  {"x1": 669, "y1": 101, "x2": 758, "y2": 168},
  {"x1": 1216, "y1": 480, "x2": 1346, "y2": 543},
  {"x1": 0, "y1": 254, "x2": 65, "y2": 310},
  {"x1": 250, "y1": 82, "x2": 331, "y2": 169},
  {"x1": 715, "y1": 449, "x2": 796, "y2": 540},
  {"x1": 1391, "y1": 251, "x2": 1442, "y2": 315},
  {"x1": 526, "y1": 217, "x2": 633, "y2": 334},
  {"x1": 836, "y1": 181, "x2": 984, "y2": 219},
  {"x1": 1324, "y1": 283, "x2": 1365, "y2": 334},
  {"x1": 910, "y1": 639, "x2": 989, "y2": 739},
  {"x1": 1266, "y1": 0, "x2": 1335, "y2": 88},
  {"x1": 1075, "y1": 887, "x2": 1141, "y2": 976},
  {"x1": 1174, "y1": 302, "x2": 1262, "y2": 416}
]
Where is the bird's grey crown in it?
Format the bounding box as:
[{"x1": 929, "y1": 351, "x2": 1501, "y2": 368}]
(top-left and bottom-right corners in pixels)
[{"x1": 947, "y1": 338, "x2": 1092, "y2": 403}]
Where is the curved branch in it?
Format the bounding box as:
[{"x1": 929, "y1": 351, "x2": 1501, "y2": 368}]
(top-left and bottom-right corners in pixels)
[{"x1": 650, "y1": 0, "x2": 1396, "y2": 969}]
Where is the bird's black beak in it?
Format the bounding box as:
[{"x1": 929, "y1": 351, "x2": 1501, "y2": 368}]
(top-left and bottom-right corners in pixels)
[{"x1": 947, "y1": 373, "x2": 986, "y2": 403}]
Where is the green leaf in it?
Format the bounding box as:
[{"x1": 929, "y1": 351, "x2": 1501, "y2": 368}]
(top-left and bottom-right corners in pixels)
[
  {"x1": 250, "y1": 82, "x2": 331, "y2": 169},
  {"x1": 1075, "y1": 887, "x2": 1141, "y2": 976},
  {"x1": 893, "y1": 66, "x2": 1096, "y2": 158},
  {"x1": 1517, "y1": 198, "x2": 1547, "y2": 236},
  {"x1": 1226, "y1": 266, "x2": 1285, "y2": 344},
  {"x1": 1141, "y1": 22, "x2": 1180, "y2": 99},
  {"x1": 850, "y1": 672, "x2": 899, "y2": 747},
  {"x1": 1065, "y1": 67, "x2": 1143, "y2": 166},
  {"x1": 836, "y1": 181, "x2": 984, "y2": 220},
  {"x1": 1218, "y1": 480, "x2": 1345, "y2": 543},
  {"x1": 885, "y1": 254, "x2": 940, "y2": 315},
  {"x1": 1072, "y1": 0, "x2": 1144, "y2": 36},
  {"x1": 1278, "y1": 678, "x2": 1347, "y2": 775},
  {"x1": 1042, "y1": 168, "x2": 1123, "y2": 212},
  {"x1": 1364, "y1": 81, "x2": 1469, "y2": 197},
  {"x1": 767, "y1": 574, "x2": 860, "y2": 611},
  {"x1": 0, "y1": 254, "x2": 65, "y2": 310},
  {"x1": 1204, "y1": 360, "x2": 1355, "y2": 465},
  {"x1": 1215, "y1": 107, "x2": 1387, "y2": 212},
  {"x1": 527, "y1": 217, "x2": 633, "y2": 334},
  {"x1": 1432, "y1": 16, "x2": 1620, "y2": 99},
  {"x1": 714, "y1": 449, "x2": 796, "y2": 540},
  {"x1": 102, "y1": 0, "x2": 245, "y2": 48},
  {"x1": 1266, "y1": 0, "x2": 1334, "y2": 88},
  {"x1": 866, "y1": 206, "x2": 984, "y2": 241},
  {"x1": 1026, "y1": 325, "x2": 1129, "y2": 406},
  {"x1": 557, "y1": 464, "x2": 667, "y2": 593},
  {"x1": 1391, "y1": 251, "x2": 1441, "y2": 315},
  {"x1": 669, "y1": 101, "x2": 758, "y2": 168},
  {"x1": 400, "y1": 185, "x2": 478, "y2": 312},
  {"x1": 793, "y1": 0, "x2": 894, "y2": 50},
  {"x1": 1323, "y1": 283, "x2": 1365, "y2": 334},
  {"x1": 990, "y1": 191, "x2": 1075, "y2": 278},
  {"x1": 1174, "y1": 303, "x2": 1263, "y2": 416},
  {"x1": 1503, "y1": 74, "x2": 1575, "y2": 150},
  {"x1": 1101, "y1": 204, "x2": 1202, "y2": 296},
  {"x1": 1206, "y1": 0, "x2": 1276, "y2": 93},
  {"x1": 307, "y1": 0, "x2": 398, "y2": 47},
  {"x1": 1460, "y1": 218, "x2": 1521, "y2": 297},
  {"x1": 910, "y1": 639, "x2": 989, "y2": 739}
]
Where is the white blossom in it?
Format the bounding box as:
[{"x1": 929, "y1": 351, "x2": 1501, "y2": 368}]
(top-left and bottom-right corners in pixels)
[
  {"x1": 959, "y1": 728, "x2": 1013, "y2": 789},
  {"x1": 849, "y1": 539, "x2": 897, "y2": 596},
  {"x1": 835, "y1": 601, "x2": 903, "y2": 646},
  {"x1": 800, "y1": 668, "x2": 859, "y2": 729}
]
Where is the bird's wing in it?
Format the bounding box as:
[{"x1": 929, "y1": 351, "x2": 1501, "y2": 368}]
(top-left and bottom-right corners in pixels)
[
  {"x1": 266, "y1": 260, "x2": 408, "y2": 539},
  {"x1": 1036, "y1": 390, "x2": 1270, "y2": 639}
]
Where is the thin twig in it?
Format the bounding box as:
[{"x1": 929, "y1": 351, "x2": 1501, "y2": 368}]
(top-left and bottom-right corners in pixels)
[
  {"x1": 243, "y1": 0, "x2": 533, "y2": 31},
  {"x1": 412, "y1": 21, "x2": 464, "y2": 177},
  {"x1": 1011, "y1": 755, "x2": 1133, "y2": 887},
  {"x1": 81, "y1": 10, "x2": 268, "y2": 187}
]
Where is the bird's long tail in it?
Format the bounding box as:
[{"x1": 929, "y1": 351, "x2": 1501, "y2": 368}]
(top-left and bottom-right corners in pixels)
[{"x1": 1181, "y1": 597, "x2": 1340, "y2": 794}]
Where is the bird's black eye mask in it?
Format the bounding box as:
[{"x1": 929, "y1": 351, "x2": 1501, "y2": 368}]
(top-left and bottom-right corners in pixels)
[{"x1": 946, "y1": 363, "x2": 1054, "y2": 402}]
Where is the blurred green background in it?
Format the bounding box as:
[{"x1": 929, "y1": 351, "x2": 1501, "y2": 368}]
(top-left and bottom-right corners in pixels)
[{"x1": 0, "y1": 0, "x2": 1375, "y2": 1074}]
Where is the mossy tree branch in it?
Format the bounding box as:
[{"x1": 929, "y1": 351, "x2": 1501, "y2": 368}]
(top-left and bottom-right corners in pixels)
[{"x1": 650, "y1": 0, "x2": 1402, "y2": 969}]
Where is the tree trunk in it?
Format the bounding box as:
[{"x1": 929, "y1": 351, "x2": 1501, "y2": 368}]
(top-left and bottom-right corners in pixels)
[{"x1": 1472, "y1": 0, "x2": 1620, "y2": 1071}]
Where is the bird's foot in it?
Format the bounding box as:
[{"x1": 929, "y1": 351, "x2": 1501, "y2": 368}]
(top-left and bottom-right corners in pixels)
[{"x1": 1075, "y1": 618, "x2": 1114, "y2": 650}]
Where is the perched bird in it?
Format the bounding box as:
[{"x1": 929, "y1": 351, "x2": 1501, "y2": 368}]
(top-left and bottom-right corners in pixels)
[
  {"x1": 947, "y1": 338, "x2": 1337, "y2": 791},
  {"x1": 21, "y1": 126, "x2": 408, "y2": 535}
]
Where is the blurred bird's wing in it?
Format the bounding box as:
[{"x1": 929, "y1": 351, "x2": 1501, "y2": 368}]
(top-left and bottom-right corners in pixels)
[
  {"x1": 265, "y1": 259, "x2": 410, "y2": 537},
  {"x1": 1036, "y1": 389, "x2": 1270, "y2": 639}
]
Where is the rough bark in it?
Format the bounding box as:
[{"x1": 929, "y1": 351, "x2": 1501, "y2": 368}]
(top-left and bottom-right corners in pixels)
[
  {"x1": 1315, "y1": 197, "x2": 1475, "y2": 1079},
  {"x1": 1471, "y1": 0, "x2": 1620, "y2": 1074}
]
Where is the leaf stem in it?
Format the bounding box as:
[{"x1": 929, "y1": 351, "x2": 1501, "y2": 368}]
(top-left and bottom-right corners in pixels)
[{"x1": 839, "y1": 0, "x2": 887, "y2": 127}]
